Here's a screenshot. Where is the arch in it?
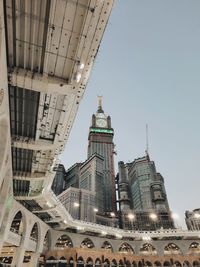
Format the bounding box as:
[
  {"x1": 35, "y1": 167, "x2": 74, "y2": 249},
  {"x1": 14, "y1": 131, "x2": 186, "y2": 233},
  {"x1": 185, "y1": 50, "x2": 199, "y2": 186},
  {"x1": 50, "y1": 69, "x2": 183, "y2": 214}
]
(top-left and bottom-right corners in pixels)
[
  {"x1": 138, "y1": 261, "x2": 143, "y2": 267},
  {"x1": 164, "y1": 243, "x2": 181, "y2": 255},
  {"x1": 101, "y1": 241, "x2": 113, "y2": 252},
  {"x1": 8, "y1": 207, "x2": 28, "y2": 237},
  {"x1": 132, "y1": 261, "x2": 137, "y2": 267},
  {"x1": 58, "y1": 256, "x2": 67, "y2": 267},
  {"x1": 77, "y1": 257, "x2": 84, "y2": 267},
  {"x1": 119, "y1": 259, "x2": 124, "y2": 267},
  {"x1": 47, "y1": 256, "x2": 56, "y2": 261},
  {"x1": 30, "y1": 222, "x2": 39, "y2": 242},
  {"x1": 80, "y1": 238, "x2": 94, "y2": 249},
  {"x1": 126, "y1": 260, "x2": 131, "y2": 267},
  {"x1": 95, "y1": 258, "x2": 101, "y2": 267},
  {"x1": 43, "y1": 230, "x2": 51, "y2": 250},
  {"x1": 46, "y1": 256, "x2": 59, "y2": 267},
  {"x1": 183, "y1": 261, "x2": 190, "y2": 267},
  {"x1": 104, "y1": 259, "x2": 110, "y2": 267},
  {"x1": 174, "y1": 262, "x2": 182, "y2": 267},
  {"x1": 119, "y1": 242, "x2": 134, "y2": 255},
  {"x1": 154, "y1": 261, "x2": 162, "y2": 267},
  {"x1": 59, "y1": 256, "x2": 67, "y2": 262},
  {"x1": 86, "y1": 257, "x2": 94, "y2": 267},
  {"x1": 55, "y1": 234, "x2": 73, "y2": 248},
  {"x1": 193, "y1": 261, "x2": 200, "y2": 267},
  {"x1": 10, "y1": 211, "x2": 24, "y2": 235},
  {"x1": 163, "y1": 261, "x2": 171, "y2": 267},
  {"x1": 188, "y1": 242, "x2": 200, "y2": 254},
  {"x1": 111, "y1": 259, "x2": 117, "y2": 267},
  {"x1": 145, "y1": 261, "x2": 153, "y2": 267},
  {"x1": 140, "y1": 243, "x2": 157, "y2": 255},
  {"x1": 69, "y1": 257, "x2": 74, "y2": 267}
]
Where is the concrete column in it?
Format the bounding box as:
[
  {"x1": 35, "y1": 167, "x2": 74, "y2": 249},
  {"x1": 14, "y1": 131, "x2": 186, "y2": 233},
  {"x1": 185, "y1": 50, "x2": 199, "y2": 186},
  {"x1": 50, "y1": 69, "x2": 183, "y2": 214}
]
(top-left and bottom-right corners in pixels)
[
  {"x1": 0, "y1": 179, "x2": 12, "y2": 228},
  {"x1": 11, "y1": 246, "x2": 26, "y2": 267},
  {"x1": 28, "y1": 251, "x2": 41, "y2": 267},
  {"x1": 156, "y1": 245, "x2": 164, "y2": 256},
  {"x1": 0, "y1": 240, "x2": 4, "y2": 254}
]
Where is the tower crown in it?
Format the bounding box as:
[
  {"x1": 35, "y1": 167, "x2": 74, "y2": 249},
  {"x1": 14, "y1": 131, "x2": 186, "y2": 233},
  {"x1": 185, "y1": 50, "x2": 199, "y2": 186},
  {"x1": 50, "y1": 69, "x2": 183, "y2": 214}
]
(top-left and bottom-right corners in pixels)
[{"x1": 90, "y1": 96, "x2": 112, "y2": 130}]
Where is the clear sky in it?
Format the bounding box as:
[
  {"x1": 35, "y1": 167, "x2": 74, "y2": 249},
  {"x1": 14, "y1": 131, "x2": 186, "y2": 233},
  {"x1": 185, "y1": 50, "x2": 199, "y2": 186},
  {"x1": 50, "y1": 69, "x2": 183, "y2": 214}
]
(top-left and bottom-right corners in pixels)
[{"x1": 61, "y1": 0, "x2": 200, "y2": 228}]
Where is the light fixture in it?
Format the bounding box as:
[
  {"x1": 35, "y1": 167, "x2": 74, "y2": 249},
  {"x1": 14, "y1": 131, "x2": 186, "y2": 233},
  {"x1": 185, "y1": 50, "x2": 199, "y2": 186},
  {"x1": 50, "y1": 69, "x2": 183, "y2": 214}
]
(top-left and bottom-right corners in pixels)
[
  {"x1": 46, "y1": 202, "x2": 52, "y2": 208},
  {"x1": 80, "y1": 63, "x2": 85, "y2": 69},
  {"x1": 115, "y1": 233, "x2": 122, "y2": 239},
  {"x1": 142, "y1": 236, "x2": 151, "y2": 241},
  {"x1": 76, "y1": 73, "x2": 81, "y2": 83},
  {"x1": 94, "y1": 208, "x2": 98, "y2": 212},
  {"x1": 74, "y1": 202, "x2": 80, "y2": 207},
  {"x1": 110, "y1": 212, "x2": 115, "y2": 217},
  {"x1": 171, "y1": 213, "x2": 179, "y2": 220},
  {"x1": 149, "y1": 213, "x2": 157, "y2": 220},
  {"x1": 101, "y1": 231, "x2": 107, "y2": 235},
  {"x1": 127, "y1": 213, "x2": 135, "y2": 220},
  {"x1": 77, "y1": 226, "x2": 84, "y2": 231}
]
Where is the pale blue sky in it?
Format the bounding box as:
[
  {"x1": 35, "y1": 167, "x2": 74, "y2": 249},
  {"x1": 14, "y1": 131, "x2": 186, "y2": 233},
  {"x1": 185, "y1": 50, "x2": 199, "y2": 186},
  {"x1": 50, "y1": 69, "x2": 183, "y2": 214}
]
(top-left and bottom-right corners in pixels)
[{"x1": 61, "y1": 0, "x2": 200, "y2": 228}]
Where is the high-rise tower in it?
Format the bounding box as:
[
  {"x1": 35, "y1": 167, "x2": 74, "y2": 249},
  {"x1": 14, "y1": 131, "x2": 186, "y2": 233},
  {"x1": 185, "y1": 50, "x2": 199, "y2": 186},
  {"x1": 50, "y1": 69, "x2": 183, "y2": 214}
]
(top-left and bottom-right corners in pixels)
[
  {"x1": 88, "y1": 97, "x2": 116, "y2": 213},
  {"x1": 118, "y1": 153, "x2": 174, "y2": 230}
]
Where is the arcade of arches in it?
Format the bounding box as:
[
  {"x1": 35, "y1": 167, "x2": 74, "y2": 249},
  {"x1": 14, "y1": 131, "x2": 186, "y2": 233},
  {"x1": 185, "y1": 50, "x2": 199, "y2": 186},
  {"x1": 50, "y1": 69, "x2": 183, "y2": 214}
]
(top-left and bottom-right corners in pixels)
[
  {"x1": 44, "y1": 236, "x2": 200, "y2": 267},
  {"x1": 1, "y1": 209, "x2": 200, "y2": 266},
  {"x1": 45, "y1": 247, "x2": 200, "y2": 267}
]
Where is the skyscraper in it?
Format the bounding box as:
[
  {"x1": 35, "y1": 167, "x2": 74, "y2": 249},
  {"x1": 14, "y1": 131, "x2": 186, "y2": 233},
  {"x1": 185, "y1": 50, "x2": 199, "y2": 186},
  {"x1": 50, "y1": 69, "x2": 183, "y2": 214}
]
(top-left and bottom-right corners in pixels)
[
  {"x1": 185, "y1": 208, "x2": 200, "y2": 230},
  {"x1": 118, "y1": 153, "x2": 174, "y2": 230},
  {"x1": 88, "y1": 97, "x2": 116, "y2": 213},
  {"x1": 79, "y1": 154, "x2": 104, "y2": 213},
  {"x1": 51, "y1": 164, "x2": 66, "y2": 196}
]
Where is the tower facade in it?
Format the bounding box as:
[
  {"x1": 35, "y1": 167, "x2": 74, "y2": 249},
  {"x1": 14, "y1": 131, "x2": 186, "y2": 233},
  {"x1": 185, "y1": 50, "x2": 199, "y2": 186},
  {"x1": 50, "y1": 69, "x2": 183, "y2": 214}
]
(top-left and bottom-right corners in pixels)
[
  {"x1": 185, "y1": 208, "x2": 200, "y2": 230},
  {"x1": 118, "y1": 153, "x2": 174, "y2": 230},
  {"x1": 88, "y1": 97, "x2": 116, "y2": 213},
  {"x1": 79, "y1": 154, "x2": 104, "y2": 213}
]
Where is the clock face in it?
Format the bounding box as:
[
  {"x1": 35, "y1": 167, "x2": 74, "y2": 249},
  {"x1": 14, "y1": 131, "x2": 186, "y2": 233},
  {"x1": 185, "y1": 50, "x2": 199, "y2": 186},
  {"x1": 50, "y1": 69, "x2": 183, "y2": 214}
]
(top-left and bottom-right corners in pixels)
[{"x1": 96, "y1": 118, "x2": 107, "y2": 128}]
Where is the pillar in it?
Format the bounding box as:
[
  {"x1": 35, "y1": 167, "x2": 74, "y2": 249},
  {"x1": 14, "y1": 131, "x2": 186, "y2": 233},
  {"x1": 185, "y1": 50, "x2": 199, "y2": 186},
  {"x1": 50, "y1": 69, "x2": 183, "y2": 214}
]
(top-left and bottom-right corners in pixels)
[
  {"x1": 28, "y1": 251, "x2": 41, "y2": 267},
  {"x1": 0, "y1": 240, "x2": 4, "y2": 255},
  {"x1": 11, "y1": 246, "x2": 26, "y2": 267}
]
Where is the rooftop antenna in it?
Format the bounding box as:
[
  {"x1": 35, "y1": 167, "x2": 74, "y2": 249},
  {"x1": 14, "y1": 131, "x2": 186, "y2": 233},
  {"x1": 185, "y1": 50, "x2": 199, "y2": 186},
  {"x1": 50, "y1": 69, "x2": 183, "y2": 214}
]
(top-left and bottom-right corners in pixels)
[{"x1": 145, "y1": 124, "x2": 149, "y2": 156}]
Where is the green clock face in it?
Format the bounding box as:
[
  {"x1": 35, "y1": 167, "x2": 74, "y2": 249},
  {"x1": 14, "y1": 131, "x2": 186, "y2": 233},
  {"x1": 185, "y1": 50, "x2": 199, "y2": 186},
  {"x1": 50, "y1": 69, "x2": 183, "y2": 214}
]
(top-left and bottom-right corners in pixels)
[{"x1": 96, "y1": 118, "x2": 107, "y2": 128}]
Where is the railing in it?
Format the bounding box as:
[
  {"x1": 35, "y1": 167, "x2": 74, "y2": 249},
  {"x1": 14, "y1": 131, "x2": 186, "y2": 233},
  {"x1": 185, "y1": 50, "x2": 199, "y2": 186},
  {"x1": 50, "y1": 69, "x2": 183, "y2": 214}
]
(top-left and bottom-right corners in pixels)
[{"x1": 45, "y1": 191, "x2": 200, "y2": 240}]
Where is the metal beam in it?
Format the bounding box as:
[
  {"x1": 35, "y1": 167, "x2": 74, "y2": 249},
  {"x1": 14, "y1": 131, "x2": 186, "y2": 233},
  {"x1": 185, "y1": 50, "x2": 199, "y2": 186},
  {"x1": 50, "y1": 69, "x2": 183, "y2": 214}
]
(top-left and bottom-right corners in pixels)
[
  {"x1": 13, "y1": 173, "x2": 46, "y2": 181},
  {"x1": 15, "y1": 193, "x2": 43, "y2": 200},
  {"x1": 12, "y1": 139, "x2": 61, "y2": 151},
  {"x1": 32, "y1": 207, "x2": 57, "y2": 213},
  {"x1": 8, "y1": 68, "x2": 75, "y2": 95}
]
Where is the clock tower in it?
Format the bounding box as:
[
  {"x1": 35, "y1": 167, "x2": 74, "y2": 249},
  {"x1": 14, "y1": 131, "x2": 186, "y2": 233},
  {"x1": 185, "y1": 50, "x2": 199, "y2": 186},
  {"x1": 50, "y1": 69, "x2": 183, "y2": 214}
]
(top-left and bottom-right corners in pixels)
[{"x1": 88, "y1": 97, "x2": 116, "y2": 213}]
